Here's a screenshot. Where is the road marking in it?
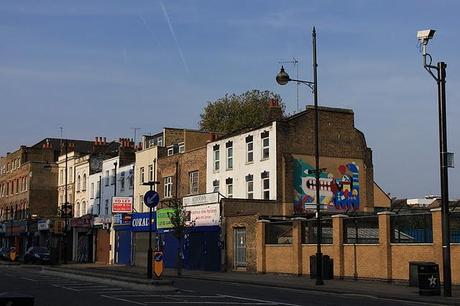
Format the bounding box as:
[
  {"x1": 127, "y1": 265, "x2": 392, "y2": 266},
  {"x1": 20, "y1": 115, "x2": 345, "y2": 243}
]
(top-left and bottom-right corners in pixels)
[
  {"x1": 51, "y1": 284, "x2": 80, "y2": 291},
  {"x1": 21, "y1": 277, "x2": 38, "y2": 282},
  {"x1": 218, "y1": 294, "x2": 301, "y2": 306},
  {"x1": 101, "y1": 294, "x2": 146, "y2": 305},
  {"x1": 143, "y1": 302, "x2": 270, "y2": 305}
]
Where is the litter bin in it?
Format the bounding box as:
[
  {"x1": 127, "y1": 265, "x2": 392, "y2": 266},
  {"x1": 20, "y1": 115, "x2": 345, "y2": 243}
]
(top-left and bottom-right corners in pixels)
[
  {"x1": 409, "y1": 261, "x2": 435, "y2": 287},
  {"x1": 309, "y1": 255, "x2": 333, "y2": 280},
  {"x1": 417, "y1": 263, "x2": 441, "y2": 296}
]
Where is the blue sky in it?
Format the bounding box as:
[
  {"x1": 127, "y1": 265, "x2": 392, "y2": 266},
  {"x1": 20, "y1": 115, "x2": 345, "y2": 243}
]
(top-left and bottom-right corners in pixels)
[{"x1": 1, "y1": 0, "x2": 459, "y2": 198}]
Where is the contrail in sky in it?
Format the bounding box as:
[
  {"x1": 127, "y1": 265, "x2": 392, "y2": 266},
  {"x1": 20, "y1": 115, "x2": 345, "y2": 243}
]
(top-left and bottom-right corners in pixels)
[
  {"x1": 160, "y1": 2, "x2": 190, "y2": 74},
  {"x1": 138, "y1": 14, "x2": 162, "y2": 48}
]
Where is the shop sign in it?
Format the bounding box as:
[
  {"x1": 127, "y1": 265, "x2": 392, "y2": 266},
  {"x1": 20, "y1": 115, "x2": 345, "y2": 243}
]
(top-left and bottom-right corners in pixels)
[
  {"x1": 113, "y1": 213, "x2": 132, "y2": 225},
  {"x1": 38, "y1": 219, "x2": 50, "y2": 231},
  {"x1": 185, "y1": 204, "x2": 220, "y2": 226},
  {"x1": 94, "y1": 216, "x2": 112, "y2": 225},
  {"x1": 156, "y1": 208, "x2": 174, "y2": 229},
  {"x1": 131, "y1": 212, "x2": 156, "y2": 232},
  {"x1": 70, "y1": 214, "x2": 93, "y2": 228},
  {"x1": 183, "y1": 192, "x2": 219, "y2": 207},
  {"x1": 112, "y1": 197, "x2": 133, "y2": 213}
]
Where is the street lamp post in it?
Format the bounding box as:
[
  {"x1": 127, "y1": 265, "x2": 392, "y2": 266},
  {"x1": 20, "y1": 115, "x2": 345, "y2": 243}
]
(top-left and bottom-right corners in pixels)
[
  {"x1": 143, "y1": 158, "x2": 159, "y2": 279},
  {"x1": 276, "y1": 27, "x2": 324, "y2": 285},
  {"x1": 63, "y1": 139, "x2": 69, "y2": 264},
  {"x1": 417, "y1": 29, "x2": 452, "y2": 297}
]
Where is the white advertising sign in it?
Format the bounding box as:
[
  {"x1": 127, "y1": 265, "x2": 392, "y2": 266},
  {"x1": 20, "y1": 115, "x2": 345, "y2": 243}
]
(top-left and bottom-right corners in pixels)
[
  {"x1": 183, "y1": 192, "x2": 219, "y2": 207},
  {"x1": 93, "y1": 216, "x2": 112, "y2": 225},
  {"x1": 38, "y1": 219, "x2": 50, "y2": 231},
  {"x1": 186, "y1": 204, "x2": 220, "y2": 226}
]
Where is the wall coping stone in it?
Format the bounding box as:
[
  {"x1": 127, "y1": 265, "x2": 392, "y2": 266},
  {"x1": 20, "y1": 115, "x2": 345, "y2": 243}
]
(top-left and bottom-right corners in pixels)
[
  {"x1": 377, "y1": 211, "x2": 395, "y2": 215},
  {"x1": 430, "y1": 208, "x2": 442, "y2": 212},
  {"x1": 331, "y1": 214, "x2": 348, "y2": 218}
]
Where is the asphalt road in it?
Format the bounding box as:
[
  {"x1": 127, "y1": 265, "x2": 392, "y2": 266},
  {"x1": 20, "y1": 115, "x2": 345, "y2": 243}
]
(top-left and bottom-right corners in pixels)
[{"x1": 0, "y1": 265, "x2": 438, "y2": 306}]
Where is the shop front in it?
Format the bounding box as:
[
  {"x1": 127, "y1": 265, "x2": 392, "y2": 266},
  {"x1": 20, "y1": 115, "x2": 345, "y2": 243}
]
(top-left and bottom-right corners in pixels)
[
  {"x1": 113, "y1": 213, "x2": 132, "y2": 265},
  {"x1": 71, "y1": 214, "x2": 94, "y2": 263},
  {"x1": 131, "y1": 212, "x2": 156, "y2": 267},
  {"x1": 4, "y1": 220, "x2": 28, "y2": 258},
  {"x1": 93, "y1": 216, "x2": 111, "y2": 264}
]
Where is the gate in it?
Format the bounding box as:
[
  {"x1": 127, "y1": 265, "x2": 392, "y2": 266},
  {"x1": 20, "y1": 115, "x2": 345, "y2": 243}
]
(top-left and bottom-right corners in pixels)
[
  {"x1": 233, "y1": 227, "x2": 246, "y2": 268},
  {"x1": 115, "y1": 230, "x2": 132, "y2": 265}
]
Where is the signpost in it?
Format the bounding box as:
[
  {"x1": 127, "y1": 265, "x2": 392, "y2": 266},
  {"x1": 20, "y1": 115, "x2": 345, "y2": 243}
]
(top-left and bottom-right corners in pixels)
[
  {"x1": 153, "y1": 251, "x2": 164, "y2": 278},
  {"x1": 144, "y1": 188, "x2": 160, "y2": 279}
]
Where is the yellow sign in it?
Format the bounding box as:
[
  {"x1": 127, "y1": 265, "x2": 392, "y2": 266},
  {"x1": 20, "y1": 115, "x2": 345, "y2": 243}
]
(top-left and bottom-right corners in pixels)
[
  {"x1": 9, "y1": 248, "x2": 17, "y2": 262},
  {"x1": 153, "y1": 251, "x2": 164, "y2": 278}
]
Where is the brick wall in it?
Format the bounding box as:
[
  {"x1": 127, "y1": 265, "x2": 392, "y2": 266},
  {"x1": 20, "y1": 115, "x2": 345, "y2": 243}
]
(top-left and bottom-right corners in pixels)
[{"x1": 254, "y1": 209, "x2": 460, "y2": 284}]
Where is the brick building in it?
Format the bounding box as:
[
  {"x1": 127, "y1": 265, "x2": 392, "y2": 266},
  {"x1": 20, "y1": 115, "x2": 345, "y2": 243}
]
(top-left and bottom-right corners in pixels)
[{"x1": 0, "y1": 138, "x2": 93, "y2": 256}]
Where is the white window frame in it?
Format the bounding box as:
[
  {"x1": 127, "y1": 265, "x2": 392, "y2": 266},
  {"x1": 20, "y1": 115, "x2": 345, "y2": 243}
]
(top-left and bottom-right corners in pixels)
[
  {"x1": 140, "y1": 167, "x2": 145, "y2": 183},
  {"x1": 226, "y1": 179, "x2": 233, "y2": 198},
  {"x1": 120, "y1": 172, "x2": 125, "y2": 190},
  {"x1": 148, "y1": 165, "x2": 153, "y2": 181},
  {"x1": 178, "y1": 143, "x2": 185, "y2": 153},
  {"x1": 167, "y1": 147, "x2": 174, "y2": 156},
  {"x1": 261, "y1": 133, "x2": 269, "y2": 160},
  {"x1": 164, "y1": 176, "x2": 173, "y2": 198},
  {"x1": 213, "y1": 146, "x2": 220, "y2": 172},
  {"x1": 189, "y1": 171, "x2": 199, "y2": 195},
  {"x1": 261, "y1": 172, "x2": 270, "y2": 200},
  {"x1": 247, "y1": 141, "x2": 254, "y2": 163},
  {"x1": 246, "y1": 175, "x2": 254, "y2": 199},
  {"x1": 212, "y1": 180, "x2": 219, "y2": 193},
  {"x1": 227, "y1": 143, "x2": 233, "y2": 170}
]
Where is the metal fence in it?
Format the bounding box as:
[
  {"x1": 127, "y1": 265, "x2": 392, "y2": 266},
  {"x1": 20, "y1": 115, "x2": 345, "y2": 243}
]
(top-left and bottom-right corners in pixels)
[
  {"x1": 390, "y1": 213, "x2": 433, "y2": 243},
  {"x1": 265, "y1": 221, "x2": 293, "y2": 244},
  {"x1": 303, "y1": 218, "x2": 333, "y2": 244},
  {"x1": 343, "y1": 215, "x2": 379, "y2": 244},
  {"x1": 451, "y1": 213, "x2": 460, "y2": 243}
]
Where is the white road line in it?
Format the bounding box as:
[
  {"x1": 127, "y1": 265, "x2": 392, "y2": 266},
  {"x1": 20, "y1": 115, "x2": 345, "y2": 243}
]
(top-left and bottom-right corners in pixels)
[
  {"x1": 143, "y1": 302, "x2": 269, "y2": 305},
  {"x1": 21, "y1": 277, "x2": 38, "y2": 282},
  {"x1": 51, "y1": 284, "x2": 80, "y2": 291},
  {"x1": 100, "y1": 295, "x2": 146, "y2": 305},
  {"x1": 218, "y1": 294, "x2": 301, "y2": 306}
]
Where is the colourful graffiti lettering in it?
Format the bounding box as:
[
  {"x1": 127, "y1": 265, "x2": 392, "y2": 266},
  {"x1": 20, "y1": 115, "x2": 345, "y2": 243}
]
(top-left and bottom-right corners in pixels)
[{"x1": 293, "y1": 158, "x2": 360, "y2": 212}]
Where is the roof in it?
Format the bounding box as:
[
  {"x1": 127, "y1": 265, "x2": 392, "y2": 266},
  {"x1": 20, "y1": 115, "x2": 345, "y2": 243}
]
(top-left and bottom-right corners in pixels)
[{"x1": 32, "y1": 138, "x2": 95, "y2": 154}]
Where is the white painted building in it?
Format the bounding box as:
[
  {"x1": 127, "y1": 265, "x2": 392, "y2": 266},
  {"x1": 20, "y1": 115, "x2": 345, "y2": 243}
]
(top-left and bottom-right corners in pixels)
[
  {"x1": 134, "y1": 144, "x2": 159, "y2": 213},
  {"x1": 206, "y1": 122, "x2": 277, "y2": 200}
]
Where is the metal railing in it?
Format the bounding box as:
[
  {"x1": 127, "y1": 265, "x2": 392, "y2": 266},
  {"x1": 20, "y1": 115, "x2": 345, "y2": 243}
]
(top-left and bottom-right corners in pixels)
[
  {"x1": 265, "y1": 221, "x2": 293, "y2": 244},
  {"x1": 343, "y1": 215, "x2": 379, "y2": 244},
  {"x1": 303, "y1": 218, "x2": 333, "y2": 244},
  {"x1": 390, "y1": 213, "x2": 433, "y2": 243}
]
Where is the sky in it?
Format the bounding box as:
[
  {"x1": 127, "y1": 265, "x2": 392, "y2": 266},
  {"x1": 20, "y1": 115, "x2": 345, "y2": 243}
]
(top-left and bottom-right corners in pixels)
[{"x1": 1, "y1": 0, "x2": 459, "y2": 199}]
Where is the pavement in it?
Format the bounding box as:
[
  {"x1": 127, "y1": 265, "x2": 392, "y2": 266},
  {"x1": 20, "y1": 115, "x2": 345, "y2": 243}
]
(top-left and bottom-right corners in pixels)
[{"x1": 31, "y1": 262, "x2": 460, "y2": 305}]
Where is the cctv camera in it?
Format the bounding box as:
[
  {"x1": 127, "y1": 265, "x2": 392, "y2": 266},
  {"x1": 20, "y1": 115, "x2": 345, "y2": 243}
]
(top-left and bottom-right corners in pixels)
[{"x1": 417, "y1": 29, "x2": 436, "y2": 43}]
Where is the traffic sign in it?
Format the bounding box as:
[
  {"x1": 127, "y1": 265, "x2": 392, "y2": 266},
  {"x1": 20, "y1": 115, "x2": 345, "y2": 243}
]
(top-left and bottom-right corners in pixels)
[
  {"x1": 144, "y1": 190, "x2": 160, "y2": 208},
  {"x1": 153, "y1": 251, "x2": 164, "y2": 278}
]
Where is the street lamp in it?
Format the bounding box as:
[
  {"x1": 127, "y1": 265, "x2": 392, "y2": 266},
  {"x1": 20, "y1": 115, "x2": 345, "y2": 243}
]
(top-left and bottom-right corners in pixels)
[
  {"x1": 276, "y1": 27, "x2": 324, "y2": 285},
  {"x1": 417, "y1": 29, "x2": 452, "y2": 297},
  {"x1": 143, "y1": 158, "x2": 159, "y2": 279}
]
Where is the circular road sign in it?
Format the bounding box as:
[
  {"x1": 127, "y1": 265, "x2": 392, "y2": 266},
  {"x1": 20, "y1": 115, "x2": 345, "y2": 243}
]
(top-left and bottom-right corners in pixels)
[{"x1": 144, "y1": 190, "x2": 160, "y2": 208}]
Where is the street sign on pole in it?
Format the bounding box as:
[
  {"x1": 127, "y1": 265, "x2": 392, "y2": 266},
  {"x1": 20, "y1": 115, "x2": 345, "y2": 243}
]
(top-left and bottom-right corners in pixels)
[
  {"x1": 153, "y1": 251, "x2": 164, "y2": 278},
  {"x1": 144, "y1": 190, "x2": 160, "y2": 208}
]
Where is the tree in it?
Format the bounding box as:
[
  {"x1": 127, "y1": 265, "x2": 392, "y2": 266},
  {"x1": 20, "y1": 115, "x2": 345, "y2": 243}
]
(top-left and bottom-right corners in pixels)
[
  {"x1": 166, "y1": 198, "x2": 193, "y2": 276},
  {"x1": 199, "y1": 90, "x2": 285, "y2": 134}
]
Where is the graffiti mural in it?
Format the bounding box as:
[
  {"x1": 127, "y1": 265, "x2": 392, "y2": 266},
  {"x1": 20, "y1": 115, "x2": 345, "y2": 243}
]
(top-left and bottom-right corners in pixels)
[{"x1": 293, "y1": 158, "x2": 360, "y2": 212}]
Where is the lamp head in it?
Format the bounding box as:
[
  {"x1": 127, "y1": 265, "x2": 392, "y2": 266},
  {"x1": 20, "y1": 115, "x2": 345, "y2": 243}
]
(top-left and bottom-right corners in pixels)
[
  {"x1": 276, "y1": 66, "x2": 290, "y2": 85},
  {"x1": 417, "y1": 29, "x2": 436, "y2": 45}
]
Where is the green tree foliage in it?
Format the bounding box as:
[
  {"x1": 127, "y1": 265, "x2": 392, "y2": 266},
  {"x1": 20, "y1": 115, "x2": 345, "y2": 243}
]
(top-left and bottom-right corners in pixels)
[{"x1": 199, "y1": 90, "x2": 285, "y2": 134}]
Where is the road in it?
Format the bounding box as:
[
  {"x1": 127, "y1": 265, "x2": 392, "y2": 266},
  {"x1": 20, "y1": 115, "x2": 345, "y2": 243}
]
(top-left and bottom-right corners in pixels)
[{"x1": 0, "y1": 265, "x2": 438, "y2": 306}]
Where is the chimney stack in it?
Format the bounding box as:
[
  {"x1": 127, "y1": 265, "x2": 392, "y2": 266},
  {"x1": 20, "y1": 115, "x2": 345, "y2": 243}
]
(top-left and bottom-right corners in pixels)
[{"x1": 268, "y1": 98, "x2": 283, "y2": 121}]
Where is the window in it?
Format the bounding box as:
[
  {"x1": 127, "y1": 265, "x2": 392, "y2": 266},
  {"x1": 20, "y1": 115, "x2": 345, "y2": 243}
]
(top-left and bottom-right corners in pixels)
[
  {"x1": 140, "y1": 167, "x2": 145, "y2": 183},
  {"x1": 120, "y1": 172, "x2": 125, "y2": 191},
  {"x1": 167, "y1": 147, "x2": 174, "y2": 156},
  {"x1": 261, "y1": 171, "x2": 270, "y2": 200},
  {"x1": 15, "y1": 179, "x2": 19, "y2": 194},
  {"x1": 139, "y1": 195, "x2": 144, "y2": 212},
  {"x1": 76, "y1": 202, "x2": 80, "y2": 218},
  {"x1": 226, "y1": 178, "x2": 233, "y2": 198},
  {"x1": 69, "y1": 167, "x2": 73, "y2": 183},
  {"x1": 105, "y1": 170, "x2": 110, "y2": 186},
  {"x1": 213, "y1": 145, "x2": 220, "y2": 171},
  {"x1": 82, "y1": 174, "x2": 87, "y2": 191},
  {"x1": 77, "y1": 175, "x2": 81, "y2": 192},
  {"x1": 104, "y1": 199, "x2": 109, "y2": 215},
  {"x1": 148, "y1": 165, "x2": 153, "y2": 181},
  {"x1": 189, "y1": 171, "x2": 199, "y2": 195},
  {"x1": 96, "y1": 200, "x2": 100, "y2": 215},
  {"x1": 129, "y1": 169, "x2": 134, "y2": 188},
  {"x1": 24, "y1": 177, "x2": 27, "y2": 191},
  {"x1": 157, "y1": 137, "x2": 163, "y2": 146},
  {"x1": 111, "y1": 169, "x2": 116, "y2": 185},
  {"x1": 60, "y1": 169, "x2": 64, "y2": 184},
  {"x1": 226, "y1": 142, "x2": 233, "y2": 170},
  {"x1": 82, "y1": 201, "x2": 86, "y2": 216},
  {"x1": 164, "y1": 176, "x2": 173, "y2": 198},
  {"x1": 212, "y1": 179, "x2": 219, "y2": 193},
  {"x1": 246, "y1": 174, "x2": 254, "y2": 199},
  {"x1": 90, "y1": 183, "x2": 95, "y2": 199},
  {"x1": 246, "y1": 135, "x2": 254, "y2": 163},
  {"x1": 178, "y1": 143, "x2": 185, "y2": 153},
  {"x1": 261, "y1": 131, "x2": 269, "y2": 159}
]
